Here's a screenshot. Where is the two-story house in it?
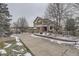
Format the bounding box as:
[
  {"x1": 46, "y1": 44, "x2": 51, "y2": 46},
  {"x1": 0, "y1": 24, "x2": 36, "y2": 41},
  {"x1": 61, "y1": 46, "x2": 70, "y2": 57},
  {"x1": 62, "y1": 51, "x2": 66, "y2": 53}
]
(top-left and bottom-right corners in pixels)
[{"x1": 33, "y1": 17, "x2": 55, "y2": 33}]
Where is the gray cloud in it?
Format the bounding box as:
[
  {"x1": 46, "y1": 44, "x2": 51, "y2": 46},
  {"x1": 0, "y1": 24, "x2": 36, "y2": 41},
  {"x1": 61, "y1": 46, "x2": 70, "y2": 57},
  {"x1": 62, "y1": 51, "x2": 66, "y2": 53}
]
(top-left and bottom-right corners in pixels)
[{"x1": 8, "y1": 3, "x2": 48, "y2": 27}]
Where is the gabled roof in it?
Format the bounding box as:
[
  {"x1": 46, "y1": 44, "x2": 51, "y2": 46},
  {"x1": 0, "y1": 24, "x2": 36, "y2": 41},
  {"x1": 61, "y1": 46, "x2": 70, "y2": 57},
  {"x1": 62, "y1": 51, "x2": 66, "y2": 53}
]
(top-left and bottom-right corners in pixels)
[
  {"x1": 33, "y1": 16, "x2": 43, "y2": 23},
  {"x1": 33, "y1": 16, "x2": 57, "y2": 26},
  {"x1": 33, "y1": 16, "x2": 50, "y2": 23}
]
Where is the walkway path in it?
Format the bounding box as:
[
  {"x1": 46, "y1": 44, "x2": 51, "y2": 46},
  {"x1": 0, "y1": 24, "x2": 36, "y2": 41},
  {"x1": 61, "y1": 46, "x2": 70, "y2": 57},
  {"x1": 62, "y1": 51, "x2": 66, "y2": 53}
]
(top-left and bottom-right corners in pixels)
[{"x1": 17, "y1": 33, "x2": 79, "y2": 56}]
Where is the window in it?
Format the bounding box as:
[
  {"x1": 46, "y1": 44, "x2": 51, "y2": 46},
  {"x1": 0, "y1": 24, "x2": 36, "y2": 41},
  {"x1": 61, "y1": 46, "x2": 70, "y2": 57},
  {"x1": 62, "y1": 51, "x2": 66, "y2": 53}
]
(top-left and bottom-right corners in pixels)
[
  {"x1": 50, "y1": 26, "x2": 52, "y2": 30},
  {"x1": 38, "y1": 20, "x2": 42, "y2": 24}
]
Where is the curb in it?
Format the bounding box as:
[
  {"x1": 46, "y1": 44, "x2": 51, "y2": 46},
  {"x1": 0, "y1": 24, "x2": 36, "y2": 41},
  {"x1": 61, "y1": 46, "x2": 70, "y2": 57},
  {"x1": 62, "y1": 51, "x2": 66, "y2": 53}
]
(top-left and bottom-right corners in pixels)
[{"x1": 19, "y1": 38, "x2": 35, "y2": 56}]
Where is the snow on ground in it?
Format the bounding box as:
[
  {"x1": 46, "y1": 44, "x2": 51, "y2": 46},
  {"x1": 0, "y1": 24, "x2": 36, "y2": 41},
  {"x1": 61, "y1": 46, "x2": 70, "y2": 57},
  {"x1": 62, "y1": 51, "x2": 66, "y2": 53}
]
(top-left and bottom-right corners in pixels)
[
  {"x1": 35, "y1": 33, "x2": 79, "y2": 41},
  {"x1": 33, "y1": 33, "x2": 77, "y2": 45},
  {"x1": 31, "y1": 34, "x2": 40, "y2": 38},
  {"x1": 24, "y1": 52, "x2": 32, "y2": 56},
  {"x1": 42, "y1": 33, "x2": 49, "y2": 36},
  {"x1": 10, "y1": 34, "x2": 20, "y2": 42},
  {"x1": 10, "y1": 34, "x2": 32, "y2": 56},
  {"x1": 50, "y1": 39, "x2": 54, "y2": 42},
  {"x1": 16, "y1": 42, "x2": 23, "y2": 46},
  {"x1": 56, "y1": 41, "x2": 64, "y2": 44},
  {"x1": 38, "y1": 32, "x2": 50, "y2": 36},
  {"x1": 20, "y1": 49, "x2": 24, "y2": 52},
  {"x1": 74, "y1": 42, "x2": 79, "y2": 49},
  {"x1": 49, "y1": 34, "x2": 79, "y2": 45},
  {"x1": 4, "y1": 44, "x2": 12, "y2": 48},
  {"x1": 50, "y1": 39, "x2": 75, "y2": 45},
  {"x1": 15, "y1": 37, "x2": 20, "y2": 42},
  {"x1": 56, "y1": 36, "x2": 77, "y2": 41},
  {"x1": 0, "y1": 34, "x2": 32, "y2": 56},
  {"x1": 12, "y1": 49, "x2": 19, "y2": 52},
  {"x1": 50, "y1": 34, "x2": 79, "y2": 41},
  {"x1": 74, "y1": 45, "x2": 79, "y2": 49},
  {"x1": 56, "y1": 41, "x2": 76, "y2": 45},
  {"x1": 11, "y1": 34, "x2": 23, "y2": 46},
  {"x1": 12, "y1": 49, "x2": 24, "y2": 53},
  {"x1": 13, "y1": 36, "x2": 20, "y2": 42},
  {"x1": 0, "y1": 49, "x2": 7, "y2": 54}
]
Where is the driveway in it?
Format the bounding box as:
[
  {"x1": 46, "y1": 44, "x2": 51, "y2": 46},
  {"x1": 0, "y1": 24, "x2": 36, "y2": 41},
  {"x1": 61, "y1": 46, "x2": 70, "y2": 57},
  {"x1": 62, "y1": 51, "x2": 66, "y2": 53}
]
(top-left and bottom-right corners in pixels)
[{"x1": 17, "y1": 33, "x2": 79, "y2": 56}]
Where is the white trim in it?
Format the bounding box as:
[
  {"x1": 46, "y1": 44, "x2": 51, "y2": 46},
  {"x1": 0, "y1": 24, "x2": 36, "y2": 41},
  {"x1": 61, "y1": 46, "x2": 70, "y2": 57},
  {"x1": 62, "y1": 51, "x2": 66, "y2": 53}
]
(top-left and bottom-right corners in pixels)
[{"x1": 35, "y1": 25, "x2": 47, "y2": 27}]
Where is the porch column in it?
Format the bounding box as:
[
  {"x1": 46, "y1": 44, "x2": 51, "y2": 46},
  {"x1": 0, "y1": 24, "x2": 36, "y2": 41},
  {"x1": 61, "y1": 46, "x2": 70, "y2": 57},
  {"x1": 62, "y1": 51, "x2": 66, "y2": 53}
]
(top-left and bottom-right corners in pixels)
[{"x1": 40, "y1": 27, "x2": 43, "y2": 33}]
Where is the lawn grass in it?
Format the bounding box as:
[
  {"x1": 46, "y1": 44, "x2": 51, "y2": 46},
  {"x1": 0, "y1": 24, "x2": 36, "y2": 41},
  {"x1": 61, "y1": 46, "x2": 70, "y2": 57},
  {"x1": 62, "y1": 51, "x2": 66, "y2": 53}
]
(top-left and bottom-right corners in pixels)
[
  {"x1": 0, "y1": 40, "x2": 5, "y2": 49},
  {"x1": 0, "y1": 37, "x2": 32, "y2": 56}
]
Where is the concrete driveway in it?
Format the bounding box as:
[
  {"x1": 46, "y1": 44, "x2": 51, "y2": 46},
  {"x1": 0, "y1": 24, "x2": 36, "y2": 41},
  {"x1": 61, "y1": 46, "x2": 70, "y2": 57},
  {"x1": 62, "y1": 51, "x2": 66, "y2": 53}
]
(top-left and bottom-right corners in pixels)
[{"x1": 17, "y1": 33, "x2": 79, "y2": 56}]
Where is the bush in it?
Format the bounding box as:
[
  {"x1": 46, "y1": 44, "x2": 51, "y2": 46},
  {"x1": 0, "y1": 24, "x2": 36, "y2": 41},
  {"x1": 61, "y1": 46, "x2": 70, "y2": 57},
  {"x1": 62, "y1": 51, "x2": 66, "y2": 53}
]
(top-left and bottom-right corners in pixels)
[
  {"x1": 75, "y1": 30, "x2": 79, "y2": 36},
  {"x1": 0, "y1": 40, "x2": 5, "y2": 48}
]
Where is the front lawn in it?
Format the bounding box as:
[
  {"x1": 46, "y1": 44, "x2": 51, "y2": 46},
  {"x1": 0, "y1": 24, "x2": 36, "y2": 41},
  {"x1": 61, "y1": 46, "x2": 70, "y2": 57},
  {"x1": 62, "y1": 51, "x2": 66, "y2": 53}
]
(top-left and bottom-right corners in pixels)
[{"x1": 0, "y1": 37, "x2": 32, "y2": 56}]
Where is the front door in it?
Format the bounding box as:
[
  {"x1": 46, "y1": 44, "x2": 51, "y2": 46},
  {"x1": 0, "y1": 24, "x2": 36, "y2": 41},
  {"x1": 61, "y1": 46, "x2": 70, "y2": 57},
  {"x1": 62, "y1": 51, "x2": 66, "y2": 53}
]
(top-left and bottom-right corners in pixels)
[{"x1": 43, "y1": 27, "x2": 47, "y2": 32}]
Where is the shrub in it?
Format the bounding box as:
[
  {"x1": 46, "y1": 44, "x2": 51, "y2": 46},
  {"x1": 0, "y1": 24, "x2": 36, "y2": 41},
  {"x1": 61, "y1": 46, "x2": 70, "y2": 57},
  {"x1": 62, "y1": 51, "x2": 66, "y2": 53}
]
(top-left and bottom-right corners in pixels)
[{"x1": 0, "y1": 40, "x2": 5, "y2": 48}]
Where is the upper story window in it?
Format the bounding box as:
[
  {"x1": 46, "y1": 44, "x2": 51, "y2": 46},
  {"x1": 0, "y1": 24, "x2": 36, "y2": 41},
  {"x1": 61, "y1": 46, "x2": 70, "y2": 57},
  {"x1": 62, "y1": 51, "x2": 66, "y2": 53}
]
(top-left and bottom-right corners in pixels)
[
  {"x1": 37, "y1": 20, "x2": 42, "y2": 24},
  {"x1": 38, "y1": 20, "x2": 41, "y2": 22}
]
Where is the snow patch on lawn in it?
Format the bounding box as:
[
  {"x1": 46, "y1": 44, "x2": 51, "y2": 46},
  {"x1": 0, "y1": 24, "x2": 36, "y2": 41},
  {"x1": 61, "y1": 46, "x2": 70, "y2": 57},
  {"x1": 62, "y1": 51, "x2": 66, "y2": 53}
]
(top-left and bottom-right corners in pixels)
[
  {"x1": 4, "y1": 44, "x2": 12, "y2": 48},
  {"x1": 35, "y1": 33, "x2": 78, "y2": 45},
  {"x1": 50, "y1": 39, "x2": 54, "y2": 42},
  {"x1": 56, "y1": 41, "x2": 64, "y2": 44},
  {"x1": 74, "y1": 45, "x2": 79, "y2": 49},
  {"x1": 24, "y1": 52, "x2": 32, "y2": 56},
  {"x1": 0, "y1": 49, "x2": 7, "y2": 54},
  {"x1": 10, "y1": 34, "x2": 32, "y2": 56},
  {"x1": 16, "y1": 42, "x2": 23, "y2": 46},
  {"x1": 74, "y1": 42, "x2": 79, "y2": 49},
  {"x1": 20, "y1": 49, "x2": 24, "y2": 52},
  {"x1": 10, "y1": 34, "x2": 20, "y2": 42},
  {"x1": 31, "y1": 34, "x2": 40, "y2": 38},
  {"x1": 47, "y1": 38, "x2": 69, "y2": 44},
  {"x1": 42, "y1": 33, "x2": 46, "y2": 35},
  {"x1": 11, "y1": 35, "x2": 23, "y2": 46},
  {"x1": 16, "y1": 37, "x2": 20, "y2": 42},
  {"x1": 50, "y1": 39, "x2": 76, "y2": 45},
  {"x1": 56, "y1": 36, "x2": 77, "y2": 41},
  {"x1": 12, "y1": 49, "x2": 19, "y2": 52}
]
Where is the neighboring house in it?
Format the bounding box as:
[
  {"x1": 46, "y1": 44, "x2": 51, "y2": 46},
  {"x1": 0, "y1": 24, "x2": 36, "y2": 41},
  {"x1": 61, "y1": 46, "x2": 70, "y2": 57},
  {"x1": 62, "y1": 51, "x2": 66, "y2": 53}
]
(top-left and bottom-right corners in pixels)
[
  {"x1": 26, "y1": 27, "x2": 34, "y2": 33},
  {"x1": 75, "y1": 17, "x2": 79, "y2": 31},
  {"x1": 10, "y1": 26, "x2": 34, "y2": 33},
  {"x1": 10, "y1": 26, "x2": 21, "y2": 34},
  {"x1": 33, "y1": 17, "x2": 55, "y2": 33}
]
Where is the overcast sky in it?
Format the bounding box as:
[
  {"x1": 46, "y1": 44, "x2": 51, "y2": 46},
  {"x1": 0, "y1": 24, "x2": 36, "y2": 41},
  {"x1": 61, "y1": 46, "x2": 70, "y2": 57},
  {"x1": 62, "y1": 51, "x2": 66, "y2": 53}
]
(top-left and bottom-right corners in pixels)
[{"x1": 8, "y1": 3, "x2": 48, "y2": 27}]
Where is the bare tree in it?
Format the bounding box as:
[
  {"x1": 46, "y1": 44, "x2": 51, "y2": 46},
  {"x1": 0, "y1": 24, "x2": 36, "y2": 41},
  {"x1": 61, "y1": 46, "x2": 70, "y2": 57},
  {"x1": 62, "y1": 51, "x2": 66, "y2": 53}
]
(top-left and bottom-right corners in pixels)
[
  {"x1": 13, "y1": 17, "x2": 28, "y2": 33},
  {"x1": 45, "y1": 3, "x2": 79, "y2": 33}
]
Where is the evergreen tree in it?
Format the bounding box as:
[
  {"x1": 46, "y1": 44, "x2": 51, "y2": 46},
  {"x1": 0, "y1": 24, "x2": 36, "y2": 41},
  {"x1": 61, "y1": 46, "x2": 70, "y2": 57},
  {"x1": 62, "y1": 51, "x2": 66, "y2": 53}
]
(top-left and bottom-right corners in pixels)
[
  {"x1": 65, "y1": 18, "x2": 76, "y2": 35},
  {"x1": 0, "y1": 3, "x2": 11, "y2": 33}
]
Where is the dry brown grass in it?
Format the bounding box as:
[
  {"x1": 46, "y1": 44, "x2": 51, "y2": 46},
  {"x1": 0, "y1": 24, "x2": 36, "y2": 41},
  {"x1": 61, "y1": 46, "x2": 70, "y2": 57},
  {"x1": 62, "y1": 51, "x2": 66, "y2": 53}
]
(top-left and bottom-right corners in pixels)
[
  {"x1": 0, "y1": 37, "x2": 16, "y2": 48},
  {"x1": 0, "y1": 37, "x2": 15, "y2": 42},
  {"x1": 0, "y1": 40, "x2": 5, "y2": 48}
]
